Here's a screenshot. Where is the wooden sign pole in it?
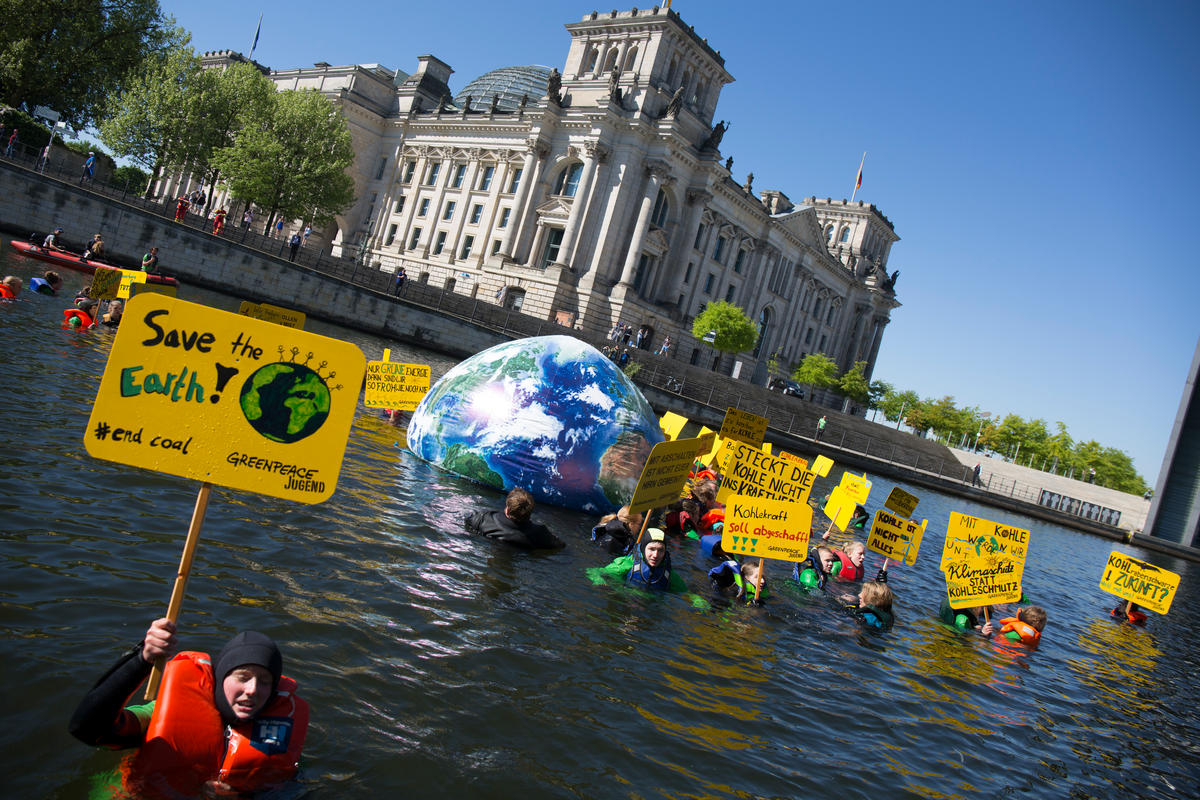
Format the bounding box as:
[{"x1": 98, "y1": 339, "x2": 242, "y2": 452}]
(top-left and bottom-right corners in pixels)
[{"x1": 144, "y1": 482, "x2": 212, "y2": 700}]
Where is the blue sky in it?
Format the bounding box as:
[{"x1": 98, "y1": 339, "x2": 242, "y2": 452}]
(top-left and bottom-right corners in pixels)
[{"x1": 162, "y1": 0, "x2": 1200, "y2": 482}]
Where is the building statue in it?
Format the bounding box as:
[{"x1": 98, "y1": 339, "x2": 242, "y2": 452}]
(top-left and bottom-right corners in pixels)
[
  {"x1": 608, "y1": 67, "x2": 622, "y2": 104},
  {"x1": 663, "y1": 86, "x2": 684, "y2": 118},
  {"x1": 518, "y1": 94, "x2": 528, "y2": 113},
  {"x1": 546, "y1": 68, "x2": 562, "y2": 106},
  {"x1": 491, "y1": 94, "x2": 499, "y2": 113},
  {"x1": 744, "y1": 172, "x2": 753, "y2": 193},
  {"x1": 701, "y1": 119, "x2": 728, "y2": 151},
  {"x1": 725, "y1": 156, "x2": 733, "y2": 171}
]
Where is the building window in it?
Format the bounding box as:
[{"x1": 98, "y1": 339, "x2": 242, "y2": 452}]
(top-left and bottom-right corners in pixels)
[
  {"x1": 733, "y1": 249, "x2": 746, "y2": 274},
  {"x1": 433, "y1": 231, "x2": 447, "y2": 255},
  {"x1": 442, "y1": 201, "x2": 456, "y2": 221},
  {"x1": 393, "y1": 196, "x2": 405, "y2": 214},
  {"x1": 827, "y1": 306, "x2": 836, "y2": 325},
  {"x1": 492, "y1": 239, "x2": 502, "y2": 254},
  {"x1": 385, "y1": 224, "x2": 397, "y2": 246},
  {"x1": 540, "y1": 227, "x2": 564, "y2": 268},
  {"x1": 409, "y1": 227, "x2": 422, "y2": 249},
  {"x1": 402, "y1": 160, "x2": 416, "y2": 183},
  {"x1": 703, "y1": 273, "x2": 714, "y2": 294},
  {"x1": 694, "y1": 224, "x2": 706, "y2": 250},
  {"x1": 452, "y1": 164, "x2": 467, "y2": 188},
  {"x1": 507, "y1": 168, "x2": 522, "y2": 193},
  {"x1": 375, "y1": 157, "x2": 387, "y2": 180},
  {"x1": 425, "y1": 162, "x2": 441, "y2": 186},
  {"x1": 690, "y1": 348, "x2": 700, "y2": 366},
  {"x1": 553, "y1": 163, "x2": 583, "y2": 197},
  {"x1": 651, "y1": 189, "x2": 669, "y2": 227},
  {"x1": 819, "y1": 334, "x2": 827, "y2": 351},
  {"x1": 418, "y1": 198, "x2": 430, "y2": 217},
  {"x1": 684, "y1": 262, "x2": 693, "y2": 284},
  {"x1": 804, "y1": 327, "x2": 813, "y2": 345},
  {"x1": 839, "y1": 226, "x2": 850, "y2": 243},
  {"x1": 478, "y1": 165, "x2": 495, "y2": 190},
  {"x1": 499, "y1": 207, "x2": 511, "y2": 227},
  {"x1": 470, "y1": 204, "x2": 483, "y2": 224},
  {"x1": 445, "y1": 277, "x2": 456, "y2": 292},
  {"x1": 461, "y1": 235, "x2": 474, "y2": 258},
  {"x1": 825, "y1": 224, "x2": 834, "y2": 243},
  {"x1": 713, "y1": 235, "x2": 728, "y2": 262},
  {"x1": 725, "y1": 284, "x2": 736, "y2": 302}
]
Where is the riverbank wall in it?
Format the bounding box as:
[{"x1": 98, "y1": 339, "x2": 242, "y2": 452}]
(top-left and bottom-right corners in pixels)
[{"x1": 4, "y1": 159, "x2": 1192, "y2": 562}]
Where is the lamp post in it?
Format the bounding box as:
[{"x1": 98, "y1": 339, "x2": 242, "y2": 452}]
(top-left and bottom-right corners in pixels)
[
  {"x1": 973, "y1": 411, "x2": 991, "y2": 452},
  {"x1": 895, "y1": 400, "x2": 906, "y2": 431}
]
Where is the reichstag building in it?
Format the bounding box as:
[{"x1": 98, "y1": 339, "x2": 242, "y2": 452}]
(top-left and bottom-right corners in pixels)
[{"x1": 178, "y1": 6, "x2": 901, "y2": 389}]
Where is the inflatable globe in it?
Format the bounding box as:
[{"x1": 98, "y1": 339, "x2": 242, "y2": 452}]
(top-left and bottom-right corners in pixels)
[{"x1": 407, "y1": 335, "x2": 664, "y2": 514}]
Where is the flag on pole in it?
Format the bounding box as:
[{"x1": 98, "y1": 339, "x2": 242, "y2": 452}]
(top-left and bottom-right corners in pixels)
[
  {"x1": 249, "y1": 14, "x2": 263, "y2": 59},
  {"x1": 855, "y1": 152, "x2": 865, "y2": 191}
]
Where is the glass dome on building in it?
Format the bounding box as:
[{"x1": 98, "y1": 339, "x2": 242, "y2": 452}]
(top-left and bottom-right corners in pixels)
[{"x1": 452, "y1": 65, "x2": 553, "y2": 112}]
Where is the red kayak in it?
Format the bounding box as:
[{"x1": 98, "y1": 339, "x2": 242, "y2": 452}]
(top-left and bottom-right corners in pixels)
[{"x1": 9, "y1": 240, "x2": 179, "y2": 287}]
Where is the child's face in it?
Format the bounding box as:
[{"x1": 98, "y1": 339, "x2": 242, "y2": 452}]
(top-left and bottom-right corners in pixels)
[
  {"x1": 819, "y1": 552, "x2": 835, "y2": 572},
  {"x1": 847, "y1": 545, "x2": 865, "y2": 567},
  {"x1": 857, "y1": 589, "x2": 868, "y2": 607}
]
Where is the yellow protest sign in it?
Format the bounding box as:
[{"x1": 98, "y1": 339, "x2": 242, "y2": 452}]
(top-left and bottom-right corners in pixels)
[
  {"x1": 716, "y1": 439, "x2": 816, "y2": 506},
  {"x1": 363, "y1": 350, "x2": 431, "y2": 411},
  {"x1": 719, "y1": 407, "x2": 768, "y2": 447},
  {"x1": 659, "y1": 411, "x2": 689, "y2": 440},
  {"x1": 694, "y1": 430, "x2": 717, "y2": 459},
  {"x1": 1099, "y1": 551, "x2": 1180, "y2": 615},
  {"x1": 823, "y1": 486, "x2": 857, "y2": 531},
  {"x1": 761, "y1": 442, "x2": 772, "y2": 455},
  {"x1": 117, "y1": 270, "x2": 147, "y2": 299},
  {"x1": 84, "y1": 294, "x2": 365, "y2": 504},
  {"x1": 129, "y1": 281, "x2": 177, "y2": 298},
  {"x1": 723, "y1": 494, "x2": 813, "y2": 561},
  {"x1": 812, "y1": 454, "x2": 834, "y2": 477},
  {"x1": 944, "y1": 554, "x2": 1025, "y2": 608},
  {"x1": 868, "y1": 509, "x2": 926, "y2": 565},
  {"x1": 884, "y1": 486, "x2": 919, "y2": 518},
  {"x1": 779, "y1": 451, "x2": 808, "y2": 469},
  {"x1": 941, "y1": 512, "x2": 1031, "y2": 571},
  {"x1": 630, "y1": 437, "x2": 707, "y2": 513},
  {"x1": 88, "y1": 266, "x2": 124, "y2": 300},
  {"x1": 238, "y1": 301, "x2": 306, "y2": 330},
  {"x1": 838, "y1": 472, "x2": 872, "y2": 505}
]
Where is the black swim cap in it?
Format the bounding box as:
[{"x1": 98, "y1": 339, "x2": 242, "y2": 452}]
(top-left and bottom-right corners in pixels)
[{"x1": 213, "y1": 630, "x2": 282, "y2": 721}]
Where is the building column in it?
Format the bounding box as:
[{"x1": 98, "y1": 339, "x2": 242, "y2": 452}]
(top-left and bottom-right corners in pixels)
[
  {"x1": 498, "y1": 147, "x2": 537, "y2": 258},
  {"x1": 395, "y1": 149, "x2": 427, "y2": 254},
  {"x1": 668, "y1": 189, "x2": 710, "y2": 302},
  {"x1": 864, "y1": 316, "x2": 889, "y2": 379},
  {"x1": 617, "y1": 163, "x2": 667, "y2": 287},
  {"x1": 512, "y1": 139, "x2": 552, "y2": 264},
  {"x1": 553, "y1": 143, "x2": 602, "y2": 269}
]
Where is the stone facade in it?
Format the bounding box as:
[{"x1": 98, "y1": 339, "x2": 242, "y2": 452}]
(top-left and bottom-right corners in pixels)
[{"x1": 171, "y1": 7, "x2": 902, "y2": 395}]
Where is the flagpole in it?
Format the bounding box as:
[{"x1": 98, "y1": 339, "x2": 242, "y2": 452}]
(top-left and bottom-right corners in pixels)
[
  {"x1": 851, "y1": 151, "x2": 865, "y2": 203},
  {"x1": 249, "y1": 13, "x2": 263, "y2": 60}
]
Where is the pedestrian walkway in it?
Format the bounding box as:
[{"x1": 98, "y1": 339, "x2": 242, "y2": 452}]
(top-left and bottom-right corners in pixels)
[{"x1": 949, "y1": 448, "x2": 1149, "y2": 532}]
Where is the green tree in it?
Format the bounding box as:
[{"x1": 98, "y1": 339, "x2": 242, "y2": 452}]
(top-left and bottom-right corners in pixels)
[
  {"x1": 792, "y1": 353, "x2": 839, "y2": 400},
  {"x1": 214, "y1": 89, "x2": 356, "y2": 229},
  {"x1": 98, "y1": 43, "x2": 201, "y2": 194},
  {"x1": 867, "y1": 380, "x2": 892, "y2": 422},
  {"x1": 691, "y1": 301, "x2": 759, "y2": 354},
  {"x1": 0, "y1": 0, "x2": 185, "y2": 128},
  {"x1": 878, "y1": 387, "x2": 919, "y2": 427},
  {"x1": 838, "y1": 360, "x2": 871, "y2": 413},
  {"x1": 112, "y1": 164, "x2": 150, "y2": 192}
]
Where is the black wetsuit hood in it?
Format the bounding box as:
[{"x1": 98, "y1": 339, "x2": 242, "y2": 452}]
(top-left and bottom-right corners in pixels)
[{"x1": 213, "y1": 631, "x2": 282, "y2": 723}]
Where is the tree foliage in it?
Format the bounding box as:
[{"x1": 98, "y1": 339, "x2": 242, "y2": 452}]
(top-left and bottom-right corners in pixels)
[
  {"x1": 838, "y1": 361, "x2": 871, "y2": 410},
  {"x1": 873, "y1": 383, "x2": 1149, "y2": 493},
  {"x1": 690, "y1": 301, "x2": 759, "y2": 354},
  {"x1": 213, "y1": 89, "x2": 356, "y2": 228},
  {"x1": 0, "y1": 0, "x2": 185, "y2": 128},
  {"x1": 792, "y1": 353, "x2": 839, "y2": 398}
]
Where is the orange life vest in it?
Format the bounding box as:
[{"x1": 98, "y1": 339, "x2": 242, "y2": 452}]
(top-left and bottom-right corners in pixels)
[
  {"x1": 1112, "y1": 606, "x2": 1148, "y2": 625},
  {"x1": 0, "y1": 284, "x2": 14, "y2": 299},
  {"x1": 998, "y1": 617, "x2": 1041, "y2": 647},
  {"x1": 699, "y1": 508, "x2": 725, "y2": 536},
  {"x1": 123, "y1": 651, "x2": 308, "y2": 798},
  {"x1": 830, "y1": 548, "x2": 865, "y2": 581},
  {"x1": 63, "y1": 308, "x2": 94, "y2": 329}
]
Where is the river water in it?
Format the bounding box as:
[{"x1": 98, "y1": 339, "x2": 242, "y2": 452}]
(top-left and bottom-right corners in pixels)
[{"x1": 2, "y1": 240, "x2": 1198, "y2": 799}]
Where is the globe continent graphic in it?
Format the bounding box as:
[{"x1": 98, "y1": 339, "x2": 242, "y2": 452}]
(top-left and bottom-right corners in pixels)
[
  {"x1": 406, "y1": 335, "x2": 664, "y2": 514},
  {"x1": 239, "y1": 362, "x2": 331, "y2": 444}
]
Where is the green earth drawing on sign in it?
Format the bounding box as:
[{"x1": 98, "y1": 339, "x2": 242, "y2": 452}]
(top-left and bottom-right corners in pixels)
[{"x1": 240, "y1": 363, "x2": 331, "y2": 443}]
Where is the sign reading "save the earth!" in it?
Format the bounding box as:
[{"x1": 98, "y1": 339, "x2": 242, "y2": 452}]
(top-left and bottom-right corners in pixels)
[{"x1": 84, "y1": 294, "x2": 365, "y2": 503}]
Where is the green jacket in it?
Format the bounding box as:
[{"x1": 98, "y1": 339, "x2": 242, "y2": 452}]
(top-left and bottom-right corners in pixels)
[{"x1": 587, "y1": 555, "x2": 708, "y2": 609}]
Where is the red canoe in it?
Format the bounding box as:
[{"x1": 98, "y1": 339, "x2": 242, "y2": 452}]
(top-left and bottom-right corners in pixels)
[{"x1": 9, "y1": 240, "x2": 180, "y2": 287}]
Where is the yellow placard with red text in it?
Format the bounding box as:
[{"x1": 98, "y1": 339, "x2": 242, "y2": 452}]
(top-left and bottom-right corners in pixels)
[
  {"x1": 838, "y1": 472, "x2": 872, "y2": 505},
  {"x1": 1099, "y1": 551, "x2": 1179, "y2": 615},
  {"x1": 84, "y1": 294, "x2": 365, "y2": 503},
  {"x1": 779, "y1": 451, "x2": 808, "y2": 470},
  {"x1": 722, "y1": 494, "x2": 813, "y2": 561}
]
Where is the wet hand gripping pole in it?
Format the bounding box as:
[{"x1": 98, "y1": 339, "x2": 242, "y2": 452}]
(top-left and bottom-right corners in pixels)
[{"x1": 83, "y1": 295, "x2": 366, "y2": 701}]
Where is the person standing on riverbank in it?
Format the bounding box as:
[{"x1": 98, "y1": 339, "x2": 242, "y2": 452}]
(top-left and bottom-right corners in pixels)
[
  {"x1": 393, "y1": 267, "x2": 407, "y2": 296},
  {"x1": 213, "y1": 207, "x2": 227, "y2": 235},
  {"x1": 5, "y1": 128, "x2": 18, "y2": 157},
  {"x1": 141, "y1": 247, "x2": 159, "y2": 273},
  {"x1": 816, "y1": 416, "x2": 827, "y2": 441},
  {"x1": 69, "y1": 618, "x2": 308, "y2": 798},
  {"x1": 81, "y1": 151, "x2": 95, "y2": 183},
  {"x1": 288, "y1": 232, "x2": 302, "y2": 261}
]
